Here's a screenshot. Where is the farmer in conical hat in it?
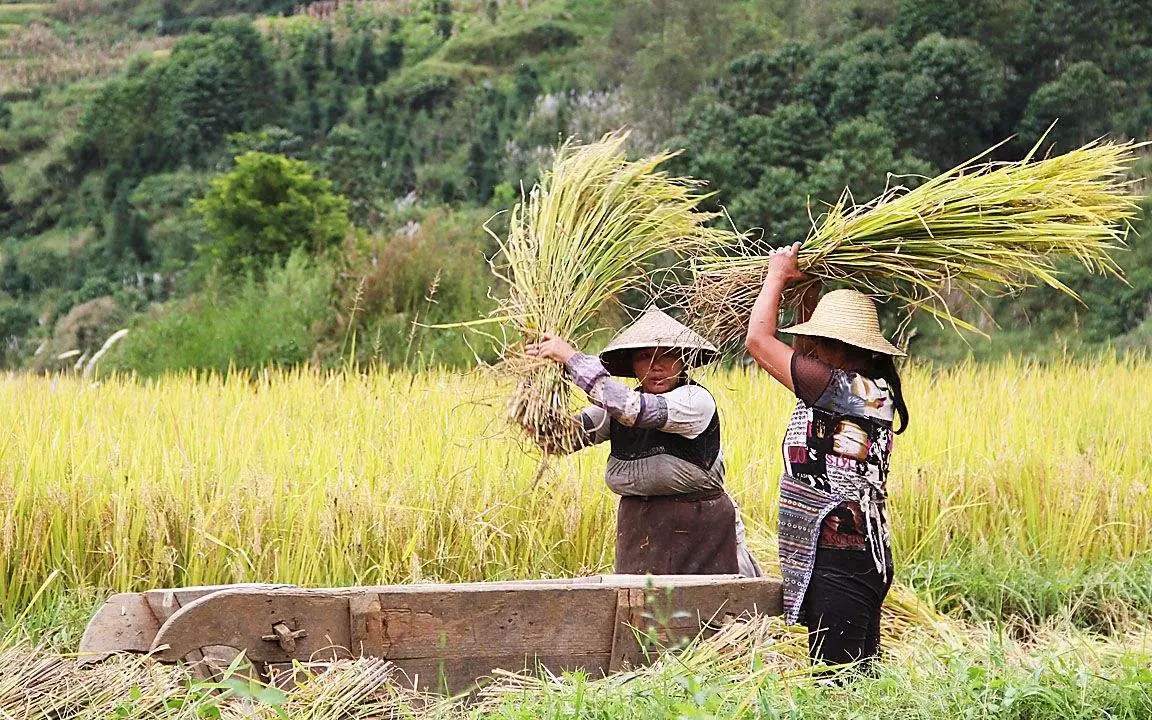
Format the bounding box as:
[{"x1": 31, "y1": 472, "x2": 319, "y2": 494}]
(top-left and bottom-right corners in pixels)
[
  {"x1": 745, "y1": 242, "x2": 909, "y2": 675},
  {"x1": 526, "y1": 307, "x2": 760, "y2": 577}
]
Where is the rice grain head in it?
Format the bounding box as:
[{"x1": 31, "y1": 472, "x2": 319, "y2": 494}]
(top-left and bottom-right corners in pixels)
[
  {"x1": 481, "y1": 130, "x2": 740, "y2": 451},
  {"x1": 680, "y1": 136, "x2": 1145, "y2": 351}
]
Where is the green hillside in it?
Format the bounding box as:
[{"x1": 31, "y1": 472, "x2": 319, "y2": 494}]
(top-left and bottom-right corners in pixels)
[{"x1": 0, "y1": 0, "x2": 1149, "y2": 373}]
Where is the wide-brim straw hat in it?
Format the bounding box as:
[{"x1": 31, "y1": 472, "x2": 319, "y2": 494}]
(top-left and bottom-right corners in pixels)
[
  {"x1": 779, "y1": 289, "x2": 906, "y2": 357},
  {"x1": 599, "y1": 307, "x2": 719, "y2": 377}
]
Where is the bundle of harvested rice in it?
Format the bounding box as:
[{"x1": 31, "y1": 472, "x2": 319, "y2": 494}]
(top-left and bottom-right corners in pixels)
[
  {"x1": 680, "y1": 136, "x2": 1144, "y2": 350},
  {"x1": 479, "y1": 131, "x2": 737, "y2": 452}
]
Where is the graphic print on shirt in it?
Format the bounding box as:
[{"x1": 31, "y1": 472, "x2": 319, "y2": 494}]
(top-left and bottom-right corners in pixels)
[{"x1": 783, "y1": 371, "x2": 894, "y2": 498}]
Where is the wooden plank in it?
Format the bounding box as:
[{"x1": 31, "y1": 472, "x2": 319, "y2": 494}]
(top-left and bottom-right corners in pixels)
[
  {"x1": 78, "y1": 584, "x2": 294, "y2": 665},
  {"x1": 140, "y1": 577, "x2": 782, "y2": 694},
  {"x1": 78, "y1": 592, "x2": 160, "y2": 663},
  {"x1": 351, "y1": 585, "x2": 619, "y2": 659},
  {"x1": 608, "y1": 588, "x2": 645, "y2": 672},
  {"x1": 151, "y1": 588, "x2": 354, "y2": 663},
  {"x1": 621, "y1": 580, "x2": 783, "y2": 651}
]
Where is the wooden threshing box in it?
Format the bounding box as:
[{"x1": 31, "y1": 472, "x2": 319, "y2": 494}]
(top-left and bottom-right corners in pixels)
[{"x1": 80, "y1": 575, "x2": 783, "y2": 693}]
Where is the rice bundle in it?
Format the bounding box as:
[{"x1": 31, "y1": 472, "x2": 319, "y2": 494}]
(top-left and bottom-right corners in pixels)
[
  {"x1": 680, "y1": 136, "x2": 1145, "y2": 350},
  {"x1": 486, "y1": 131, "x2": 737, "y2": 452}
]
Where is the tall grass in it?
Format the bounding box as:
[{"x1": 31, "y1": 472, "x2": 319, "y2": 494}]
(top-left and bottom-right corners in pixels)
[
  {"x1": 0, "y1": 357, "x2": 1147, "y2": 619},
  {"x1": 106, "y1": 251, "x2": 335, "y2": 376}
]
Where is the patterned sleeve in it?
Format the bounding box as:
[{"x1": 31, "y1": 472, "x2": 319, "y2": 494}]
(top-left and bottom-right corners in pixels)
[
  {"x1": 563, "y1": 353, "x2": 713, "y2": 437},
  {"x1": 576, "y1": 406, "x2": 611, "y2": 445},
  {"x1": 791, "y1": 354, "x2": 894, "y2": 421},
  {"x1": 811, "y1": 368, "x2": 896, "y2": 423},
  {"x1": 790, "y1": 353, "x2": 833, "y2": 407}
]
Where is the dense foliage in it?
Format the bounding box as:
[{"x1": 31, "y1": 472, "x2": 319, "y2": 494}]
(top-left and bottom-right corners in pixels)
[{"x1": 0, "y1": 0, "x2": 1148, "y2": 373}]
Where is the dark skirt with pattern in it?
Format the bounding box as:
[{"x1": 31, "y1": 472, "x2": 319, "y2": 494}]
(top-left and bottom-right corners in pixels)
[{"x1": 615, "y1": 491, "x2": 739, "y2": 575}]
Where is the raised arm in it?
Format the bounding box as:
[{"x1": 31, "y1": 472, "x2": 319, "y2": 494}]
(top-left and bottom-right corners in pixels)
[
  {"x1": 745, "y1": 242, "x2": 806, "y2": 392},
  {"x1": 525, "y1": 335, "x2": 711, "y2": 435}
]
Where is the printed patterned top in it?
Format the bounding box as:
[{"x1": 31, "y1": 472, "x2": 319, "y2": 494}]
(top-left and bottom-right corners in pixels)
[{"x1": 777, "y1": 353, "x2": 896, "y2": 623}]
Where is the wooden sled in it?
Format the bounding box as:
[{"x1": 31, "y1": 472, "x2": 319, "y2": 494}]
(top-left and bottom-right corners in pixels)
[{"x1": 80, "y1": 575, "x2": 783, "y2": 693}]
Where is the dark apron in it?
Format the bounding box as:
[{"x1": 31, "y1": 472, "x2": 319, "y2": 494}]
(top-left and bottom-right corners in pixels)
[{"x1": 614, "y1": 490, "x2": 739, "y2": 575}]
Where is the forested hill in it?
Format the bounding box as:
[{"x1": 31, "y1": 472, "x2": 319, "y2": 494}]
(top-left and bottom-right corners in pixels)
[{"x1": 0, "y1": 0, "x2": 1149, "y2": 374}]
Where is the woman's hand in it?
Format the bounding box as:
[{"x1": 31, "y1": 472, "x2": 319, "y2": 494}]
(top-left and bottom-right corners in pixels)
[
  {"x1": 766, "y1": 242, "x2": 805, "y2": 287},
  {"x1": 525, "y1": 332, "x2": 578, "y2": 364}
]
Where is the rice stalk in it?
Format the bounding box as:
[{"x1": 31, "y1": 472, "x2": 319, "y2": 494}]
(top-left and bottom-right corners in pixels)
[
  {"x1": 476, "y1": 130, "x2": 739, "y2": 452},
  {"x1": 679, "y1": 136, "x2": 1145, "y2": 350},
  {"x1": 0, "y1": 643, "x2": 190, "y2": 720}
]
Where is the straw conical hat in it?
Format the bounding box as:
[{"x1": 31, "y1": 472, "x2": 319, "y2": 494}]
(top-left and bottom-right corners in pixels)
[
  {"x1": 599, "y1": 307, "x2": 718, "y2": 377},
  {"x1": 779, "y1": 289, "x2": 905, "y2": 357}
]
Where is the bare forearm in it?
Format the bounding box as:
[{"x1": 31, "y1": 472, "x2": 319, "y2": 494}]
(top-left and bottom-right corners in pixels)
[
  {"x1": 745, "y1": 273, "x2": 795, "y2": 390},
  {"x1": 749, "y1": 273, "x2": 786, "y2": 341}
]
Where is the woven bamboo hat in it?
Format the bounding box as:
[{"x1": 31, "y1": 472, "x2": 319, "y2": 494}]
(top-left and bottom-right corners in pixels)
[
  {"x1": 779, "y1": 289, "x2": 906, "y2": 357},
  {"x1": 599, "y1": 307, "x2": 719, "y2": 377}
]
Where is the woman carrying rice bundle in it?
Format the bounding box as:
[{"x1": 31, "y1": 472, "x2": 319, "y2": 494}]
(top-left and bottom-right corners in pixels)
[
  {"x1": 526, "y1": 308, "x2": 760, "y2": 577},
  {"x1": 744, "y1": 242, "x2": 909, "y2": 674}
]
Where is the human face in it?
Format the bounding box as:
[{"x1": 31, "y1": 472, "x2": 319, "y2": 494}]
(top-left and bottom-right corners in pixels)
[
  {"x1": 809, "y1": 337, "x2": 871, "y2": 373},
  {"x1": 632, "y1": 347, "x2": 686, "y2": 394}
]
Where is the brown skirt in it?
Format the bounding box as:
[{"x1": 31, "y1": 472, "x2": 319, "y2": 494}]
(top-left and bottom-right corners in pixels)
[{"x1": 615, "y1": 491, "x2": 739, "y2": 575}]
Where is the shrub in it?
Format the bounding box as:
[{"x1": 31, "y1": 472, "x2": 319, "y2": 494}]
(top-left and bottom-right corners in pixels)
[
  {"x1": 441, "y1": 17, "x2": 579, "y2": 66},
  {"x1": 381, "y1": 61, "x2": 490, "y2": 111},
  {"x1": 337, "y1": 207, "x2": 495, "y2": 368},
  {"x1": 0, "y1": 299, "x2": 34, "y2": 342},
  {"x1": 108, "y1": 251, "x2": 334, "y2": 376},
  {"x1": 194, "y1": 152, "x2": 350, "y2": 277},
  {"x1": 32, "y1": 296, "x2": 128, "y2": 372}
]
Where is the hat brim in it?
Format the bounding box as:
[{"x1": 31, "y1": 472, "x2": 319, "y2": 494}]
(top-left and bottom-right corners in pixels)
[
  {"x1": 600, "y1": 344, "x2": 719, "y2": 378},
  {"x1": 780, "y1": 322, "x2": 906, "y2": 357}
]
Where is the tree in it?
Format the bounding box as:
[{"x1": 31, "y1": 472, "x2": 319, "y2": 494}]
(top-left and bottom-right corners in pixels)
[
  {"x1": 165, "y1": 21, "x2": 278, "y2": 158},
  {"x1": 354, "y1": 33, "x2": 377, "y2": 83},
  {"x1": 105, "y1": 181, "x2": 151, "y2": 264},
  {"x1": 737, "y1": 102, "x2": 830, "y2": 175},
  {"x1": 884, "y1": 34, "x2": 1004, "y2": 167},
  {"x1": 328, "y1": 85, "x2": 349, "y2": 131},
  {"x1": 805, "y1": 119, "x2": 934, "y2": 205},
  {"x1": 727, "y1": 167, "x2": 812, "y2": 247},
  {"x1": 194, "y1": 152, "x2": 350, "y2": 276},
  {"x1": 322, "y1": 27, "x2": 336, "y2": 70},
  {"x1": 300, "y1": 32, "x2": 320, "y2": 92},
  {"x1": 466, "y1": 113, "x2": 500, "y2": 204},
  {"x1": 511, "y1": 63, "x2": 540, "y2": 110},
  {"x1": 158, "y1": 0, "x2": 183, "y2": 34},
  {"x1": 718, "y1": 43, "x2": 812, "y2": 117},
  {"x1": 434, "y1": 0, "x2": 453, "y2": 40},
  {"x1": 73, "y1": 20, "x2": 278, "y2": 177},
  {"x1": 381, "y1": 19, "x2": 404, "y2": 74},
  {"x1": 1018, "y1": 61, "x2": 1117, "y2": 150},
  {"x1": 0, "y1": 97, "x2": 11, "y2": 130},
  {"x1": 0, "y1": 176, "x2": 12, "y2": 230},
  {"x1": 892, "y1": 0, "x2": 1010, "y2": 51},
  {"x1": 827, "y1": 51, "x2": 899, "y2": 122},
  {"x1": 307, "y1": 97, "x2": 322, "y2": 134}
]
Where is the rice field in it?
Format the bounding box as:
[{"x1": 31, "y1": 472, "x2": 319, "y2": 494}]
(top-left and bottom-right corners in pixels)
[
  {"x1": 0, "y1": 356, "x2": 1148, "y2": 614},
  {"x1": 0, "y1": 356, "x2": 1149, "y2": 716}
]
